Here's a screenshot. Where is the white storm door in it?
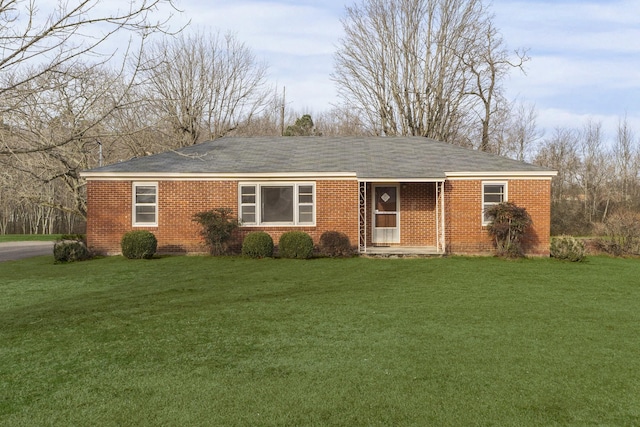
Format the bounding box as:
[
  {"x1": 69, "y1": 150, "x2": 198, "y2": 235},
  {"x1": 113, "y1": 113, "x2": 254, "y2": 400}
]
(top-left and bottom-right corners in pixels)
[{"x1": 372, "y1": 185, "x2": 400, "y2": 244}]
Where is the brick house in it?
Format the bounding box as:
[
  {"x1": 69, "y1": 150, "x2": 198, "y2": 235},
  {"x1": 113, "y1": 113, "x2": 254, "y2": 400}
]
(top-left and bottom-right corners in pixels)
[{"x1": 81, "y1": 137, "x2": 556, "y2": 256}]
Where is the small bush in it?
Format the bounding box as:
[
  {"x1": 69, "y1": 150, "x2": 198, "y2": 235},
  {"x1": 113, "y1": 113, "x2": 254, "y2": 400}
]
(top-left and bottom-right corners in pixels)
[
  {"x1": 550, "y1": 235, "x2": 586, "y2": 262},
  {"x1": 319, "y1": 231, "x2": 353, "y2": 257},
  {"x1": 60, "y1": 234, "x2": 86, "y2": 243},
  {"x1": 486, "y1": 202, "x2": 532, "y2": 258},
  {"x1": 121, "y1": 230, "x2": 157, "y2": 259},
  {"x1": 53, "y1": 240, "x2": 91, "y2": 263},
  {"x1": 593, "y1": 210, "x2": 640, "y2": 256},
  {"x1": 192, "y1": 208, "x2": 240, "y2": 255},
  {"x1": 242, "y1": 232, "x2": 274, "y2": 258},
  {"x1": 278, "y1": 231, "x2": 314, "y2": 259}
]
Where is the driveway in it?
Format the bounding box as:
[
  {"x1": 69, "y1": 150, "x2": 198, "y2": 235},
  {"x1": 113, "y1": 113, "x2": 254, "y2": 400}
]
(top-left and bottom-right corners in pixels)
[{"x1": 0, "y1": 241, "x2": 54, "y2": 262}]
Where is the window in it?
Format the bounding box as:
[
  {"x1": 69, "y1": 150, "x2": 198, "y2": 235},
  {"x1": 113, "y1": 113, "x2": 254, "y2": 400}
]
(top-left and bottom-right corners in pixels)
[
  {"x1": 482, "y1": 182, "x2": 506, "y2": 225},
  {"x1": 133, "y1": 182, "x2": 158, "y2": 226},
  {"x1": 240, "y1": 185, "x2": 256, "y2": 224},
  {"x1": 298, "y1": 185, "x2": 314, "y2": 224},
  {"x1": 262, "y1": 186, "x2": 294, "y2": 222},
  {"x1": 239, "y1": 183, "x2": 315, "y2": 226}
]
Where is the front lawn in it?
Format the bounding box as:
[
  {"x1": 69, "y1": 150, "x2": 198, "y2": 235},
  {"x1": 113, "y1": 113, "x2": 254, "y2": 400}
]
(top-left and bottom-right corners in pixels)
[{"x1": 1, "y1": 256, "x2": 639, "y2": 425}]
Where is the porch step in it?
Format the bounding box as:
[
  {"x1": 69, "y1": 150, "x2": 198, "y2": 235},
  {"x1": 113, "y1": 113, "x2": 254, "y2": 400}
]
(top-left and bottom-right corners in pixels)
[{"x1": 360, "y1": 246, "x2": 444, "y2": 258}]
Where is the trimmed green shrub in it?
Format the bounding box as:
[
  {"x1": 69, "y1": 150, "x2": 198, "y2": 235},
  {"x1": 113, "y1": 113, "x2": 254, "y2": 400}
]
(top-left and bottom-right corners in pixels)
[
  {"x1": 319, "y1": 231, "x2": 353, "y2": 257},
  {"x1": 278, "y1": 231, "x2": 314, "y2": 259},
  {"x1": 550, "y1": 235, "x2": 586, "y2": 262},
  {"x1": 242, "y1": 232, "x2": 274, "y2": 258},
  {"x1": 121, "y1": 230, "x2": 157, "y2": 259},
  {"x1": 53, "y1": 240, "x2": 91, "y2": 263},
  {"x1": 192, "y1": 208, "x2": 240, "y2": 255}
]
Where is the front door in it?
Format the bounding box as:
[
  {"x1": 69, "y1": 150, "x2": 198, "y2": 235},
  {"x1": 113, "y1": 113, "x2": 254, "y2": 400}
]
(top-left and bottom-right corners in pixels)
[{"x1": 372, "y1": 185, "x2": 400, "y2": 244}]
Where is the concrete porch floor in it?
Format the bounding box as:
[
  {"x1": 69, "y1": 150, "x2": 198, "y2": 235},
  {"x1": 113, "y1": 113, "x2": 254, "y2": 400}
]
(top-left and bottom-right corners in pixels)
[{"x1": 360, "y1": 246, "x2": 443, "y2": 257}]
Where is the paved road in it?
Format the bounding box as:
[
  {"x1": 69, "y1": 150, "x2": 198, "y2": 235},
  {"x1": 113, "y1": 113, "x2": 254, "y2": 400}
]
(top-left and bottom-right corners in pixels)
[{"x1": 0, "y1": 241, "x2": 54, "y2": 262}]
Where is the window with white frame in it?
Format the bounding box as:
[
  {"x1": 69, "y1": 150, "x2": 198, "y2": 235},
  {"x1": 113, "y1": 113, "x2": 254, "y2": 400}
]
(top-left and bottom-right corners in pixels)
[
  {"x1": 133, "y1": 182, "x2": 158, "y2": 226},
  {"x1": 482, "y1": 182, "x2": 506, "y2": 225},
  {"x1": 239, "y1": 183, "x2": 315, "y2": 226}
]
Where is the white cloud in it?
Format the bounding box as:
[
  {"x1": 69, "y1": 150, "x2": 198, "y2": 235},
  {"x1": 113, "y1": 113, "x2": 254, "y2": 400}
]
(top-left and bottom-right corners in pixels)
[
  {"x1": 493, "y1": 0, "x2": 640, "y2": 55},
  {"x1": 493, "y1": 0, "x2": 640, "y2": 136},
  {"x1": 172, "y1": 0, "x2": 640, "y2": 127},
  {"x1": 535, "y1": 108, "x2": 640, "y2": 147},
  {"x1": 179, "y1": 1, "x2": 343, "y2": 56},
  {"x1": 174, "y1": 0, "x2": 344, "y2": 111}
]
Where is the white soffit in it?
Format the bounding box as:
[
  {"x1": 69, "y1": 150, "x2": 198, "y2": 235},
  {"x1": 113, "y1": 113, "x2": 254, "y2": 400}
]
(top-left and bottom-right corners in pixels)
[
  {"x1": 81, "y1": 171, "x2": 359, "y2": 181},
  {"x1": 445, "y1": 171, "x2": 557, "y2": 180}
]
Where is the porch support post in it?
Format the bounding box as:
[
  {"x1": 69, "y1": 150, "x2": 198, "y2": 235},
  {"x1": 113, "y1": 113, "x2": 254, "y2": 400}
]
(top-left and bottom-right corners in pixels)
[
  {"x1": 440, "y1": 181, "x2": 446, "y2": 253},
  {"x1": 435, "y1": 182, "x2": 440, "y2": 253},
  {"x1": 359, "y1": 181, "x2": 367, "y2": 253}
]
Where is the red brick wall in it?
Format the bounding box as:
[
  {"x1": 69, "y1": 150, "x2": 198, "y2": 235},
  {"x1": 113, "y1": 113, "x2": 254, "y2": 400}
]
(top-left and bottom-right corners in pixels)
[
  {"x1": 238, "y1": 180, "x2": 359, "y2": 247},
  {"x1": 509, "y1": 179, "x2": 552, "y2": 256},
  {"x1": 86, "y1": 178, "x2": 551, "y2": 256},
  {"x1": 444, "y1": 179, "x2": 552, "y2": 256},
  {"x1": 400, "y1": 183, "x2": 437, "y2": 246},
  {"x1": 363, "y1": 183, "x2": 437, "y2": 247},
  {"x1": 86, "y1": 179, "x2": 359, "y2": 255},
  {"x1": 86, "y1": 180, "x2": 132, "y2": 255}
]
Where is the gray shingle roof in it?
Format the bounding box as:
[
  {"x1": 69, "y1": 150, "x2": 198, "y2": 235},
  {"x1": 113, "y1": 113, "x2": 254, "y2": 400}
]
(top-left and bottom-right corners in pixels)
[{"x1": 83, "y1": 136, "x2": 554, "y2": 179}]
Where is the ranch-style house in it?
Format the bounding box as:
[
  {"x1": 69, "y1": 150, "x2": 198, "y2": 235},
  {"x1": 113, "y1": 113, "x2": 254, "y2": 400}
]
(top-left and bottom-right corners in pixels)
[{"x1": 81, "y1": 136, "x2": 556, "y2": 256}]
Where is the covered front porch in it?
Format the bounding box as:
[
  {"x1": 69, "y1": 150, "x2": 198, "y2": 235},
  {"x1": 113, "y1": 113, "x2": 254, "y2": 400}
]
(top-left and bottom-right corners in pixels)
[{"x1": 357, "y1": 180, "x2": 446, "y2": 255}]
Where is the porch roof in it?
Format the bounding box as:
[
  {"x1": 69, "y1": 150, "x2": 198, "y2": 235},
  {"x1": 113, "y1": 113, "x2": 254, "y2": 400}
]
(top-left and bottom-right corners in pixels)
[{"x1": 82, "y1": 136, "x2": 555, "y2": 180}]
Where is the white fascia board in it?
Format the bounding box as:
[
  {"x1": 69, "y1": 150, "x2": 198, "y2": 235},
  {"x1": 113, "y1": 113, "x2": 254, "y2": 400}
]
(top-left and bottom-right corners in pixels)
[
  {"x1": 357, "y1": 178, "x2": 445, "y2": 183},
  {"x1": 81, "y1": 171, "x2": 358, "y2": 181},
  {"x1": 445, "y1": 171, "x2": 557, "y2": 180}
]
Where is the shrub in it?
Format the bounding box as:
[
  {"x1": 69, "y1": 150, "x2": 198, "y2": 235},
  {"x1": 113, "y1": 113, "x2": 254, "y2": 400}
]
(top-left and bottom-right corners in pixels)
[
  {"x1": 53, "y1": 240, "x2": 91, "y2": 263},
  {"x1": 278, "y1": 231, "x2": 314, "y2": 259},
  {"x1": 593, "y1": 210, "x2": 640, "y2": 256},
  {"x1": 192, "y1": 208, "x2": 240, "y2": 255},
  {"x1": 121, "y1": 230, "x2": 157, "y2": 259},
  {"x1": 486, "y1": 202, "x2": 532, "y2": 258},
  {"x1": 60, "y1": 234, "x2": 86, "y2": 243},
  {"x1": 550, "y1": 235, "x2": 586, "y2": 262},
  {"x1": 319, "y1": 231, "x2": 353, "y2": 257},
  {"x1": 242, "y1": 232, "x2": 274, "y2": 258}
]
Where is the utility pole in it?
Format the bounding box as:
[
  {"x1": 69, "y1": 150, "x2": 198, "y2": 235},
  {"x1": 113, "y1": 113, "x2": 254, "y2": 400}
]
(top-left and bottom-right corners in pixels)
[
  {"x1": 280, "y1": 86, "x2": 286, "y2": 136},
  {"x1": 97, "y1": 140, "x2": 103, "y2": 167}
]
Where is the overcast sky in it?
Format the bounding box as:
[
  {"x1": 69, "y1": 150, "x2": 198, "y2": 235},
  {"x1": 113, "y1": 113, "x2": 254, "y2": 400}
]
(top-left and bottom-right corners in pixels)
[{"x1": 176, "y1": 0, "x2": 640, "y2": 145}]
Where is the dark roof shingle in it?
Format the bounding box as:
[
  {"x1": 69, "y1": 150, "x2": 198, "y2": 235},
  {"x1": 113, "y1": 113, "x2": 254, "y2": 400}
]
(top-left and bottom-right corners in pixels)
[{"x1": 84, "y1": 136, "x2": 554, "y2": 179}]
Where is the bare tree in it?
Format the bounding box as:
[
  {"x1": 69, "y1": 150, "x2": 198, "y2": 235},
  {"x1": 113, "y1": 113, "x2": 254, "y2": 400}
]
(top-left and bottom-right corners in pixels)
[
  {"x1": 140, "y1": 30, "x2": 270, "y2": 147},
  {"x1": 534, "y1": 127, "x2": 583, "y2": 234},
  {"x1": 0, "y1": 0, "x2": 180, "y2": 154},
  {"x1": 613, "y1": 115, "x2": 639, "y2": 208},
  {"x1": 578, "y1": 120, "x2": 612, "y2": 223},
  {"x1": 333, "y1": 0, "x2": 480, "y2": 139},
  {"x1": 462, "y1": 20, "x2": 529, "y2": 151},
  {"x1": 230, "y1": 89, "x2": 290, "y2": 137},
  {"x1": 0, "y1": 63, "x2": 152, "y2": 220},
  {"x1": 0, "y1": 0, "x2": 181, "y2": 230},
  {"x1": 497, "y1": 101, "x2": 542, "y2": 161},
  {"x1": 333, "y1": 0, "x2": 522, "y2": 146},
  {"x1": 314, "y1": 106, "x2": 370, "y2": 136}
]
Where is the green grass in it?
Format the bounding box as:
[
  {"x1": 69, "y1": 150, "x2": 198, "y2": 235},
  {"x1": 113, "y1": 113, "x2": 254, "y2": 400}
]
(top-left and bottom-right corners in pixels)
[
  {"x1": 0, "y1": 234, "x2": 62, "y2": 243},
  {"x1": 1, "y1": 255, "x2": 639, "y2": 426}
]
